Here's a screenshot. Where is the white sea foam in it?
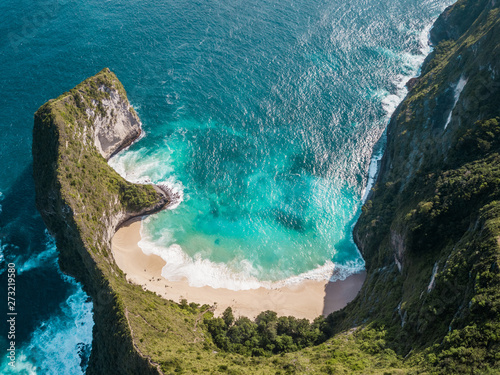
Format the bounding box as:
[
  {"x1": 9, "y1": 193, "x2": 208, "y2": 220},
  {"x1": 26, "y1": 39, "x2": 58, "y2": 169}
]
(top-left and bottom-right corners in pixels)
[
  {"x1": 109, "y1": 148, "x2": 175, "y2": 183},
  {"x1": 157, "y1": 177, "x2": 185, "y2": 210},
  {"x1": 419, "y1": 23, "x2": 433, "y2": 56},
  {"x1": 362, "y1": 21, "x2": 439, "y2": 202},
  {"x1": 109, "y1": 146, "x2": 186, "y2": 209},
  {"x1": 16, "y1": 231, "x2": 58, "y2": 275},
  {"x1": 284, "y1": 258, "x2": 365, "y2": 284},
  {"x1": 381, "y1": 93, "x2": 403, "y2": 117},
  {"x1": 329, "y1": 259, "x2": 367, "y2": 282},
  {"x1": 138, "y1": 221, "x2": 365, "y2": 291},
  {"x1": 0, "y1": 229, "x2": 93, "y2": 374},
  {"x1": 0, "y1": 239, "x2": 6, "y2": 267},
  {"x1": 24, "y1": 282, "x2": 93, "y2": 374},
  {"x1": 0, "y1": 353, "x2": 37, "y2": 375},
  {"x1": 362, "y1": 143, "x2": 385, "y2": 203},
  {"x1": 0, "y1": 232, "x2": 58, "y2": 276},
  {"x1": 0, "y1": 240, "x2": 8, "y2": 276},
  {"x1": 0, "y1": 277, "x2": 93, "y2": 375},
  {"x1": 144, "y1": 242, "x2": 266, "y2": 290}
]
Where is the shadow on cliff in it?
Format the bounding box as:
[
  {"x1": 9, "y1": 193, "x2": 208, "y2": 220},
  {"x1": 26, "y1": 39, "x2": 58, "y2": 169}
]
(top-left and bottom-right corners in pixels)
[{"x1": 0, "y1": 165, "x2": 72, "y2": 343}]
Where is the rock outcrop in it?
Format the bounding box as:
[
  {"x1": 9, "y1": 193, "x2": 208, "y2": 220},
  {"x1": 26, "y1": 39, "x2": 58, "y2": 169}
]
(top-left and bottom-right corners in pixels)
[
  {"x1": 33, "y1": 68, "x2": 168, "y2": 375},
  {"x1": 351, "y1": 0, "x2": 500, "y2": 372},
  {"x1": 91, "y1": 86, "x2": 142, "y2": 161}
]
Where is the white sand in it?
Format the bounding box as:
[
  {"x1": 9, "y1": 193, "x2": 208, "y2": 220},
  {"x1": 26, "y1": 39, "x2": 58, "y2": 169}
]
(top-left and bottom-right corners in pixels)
[{"x1": 111, "y1": 219, "x2": 366, "y2": 321}]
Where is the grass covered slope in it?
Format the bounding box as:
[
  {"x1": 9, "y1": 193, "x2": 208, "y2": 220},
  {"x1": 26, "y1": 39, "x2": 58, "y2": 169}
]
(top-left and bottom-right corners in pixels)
[{"x1": 352, "y1": 0, "x2": 500, "y2": 373}]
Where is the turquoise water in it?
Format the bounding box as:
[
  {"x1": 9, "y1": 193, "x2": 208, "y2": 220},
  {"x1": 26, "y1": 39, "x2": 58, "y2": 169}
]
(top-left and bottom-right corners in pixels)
[
  {"x1": 0, "y1": 0, "x2": 452, "y2": 372},
  {"x1": 108, "y1": 0, "x2": 448, "y2": 289}
]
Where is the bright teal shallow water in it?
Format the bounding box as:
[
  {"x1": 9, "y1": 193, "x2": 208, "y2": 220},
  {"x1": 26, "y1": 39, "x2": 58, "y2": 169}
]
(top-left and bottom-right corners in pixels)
[
  {"x1": 109, "y1": 0, "x2": 446, "y2": 289},
  {"x1": 0, "y1": 0, "x2": 452, "y2": 373}
]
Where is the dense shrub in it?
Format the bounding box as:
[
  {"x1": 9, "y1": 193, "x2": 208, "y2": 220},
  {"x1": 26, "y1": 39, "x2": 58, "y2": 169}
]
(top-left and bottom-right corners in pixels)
[{"x1": 205, "y1": 308, "x2": 328, "y2": 356}]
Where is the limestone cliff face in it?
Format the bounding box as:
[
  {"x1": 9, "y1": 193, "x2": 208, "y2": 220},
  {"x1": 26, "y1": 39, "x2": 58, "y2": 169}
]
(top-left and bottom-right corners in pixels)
[
  {"x1": 90, "y1": 86, "x2": 142, "y2": 160},
  {"x1": 351, "y1": 0, "x2": 500, "y2": 371},
  {"x1": 33, "y1": 68, "x2": 167, "y2": 375}
]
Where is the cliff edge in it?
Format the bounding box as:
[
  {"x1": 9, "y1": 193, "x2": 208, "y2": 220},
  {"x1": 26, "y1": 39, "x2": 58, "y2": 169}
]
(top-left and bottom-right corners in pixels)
[
  {"x1": 351, "y1": 0, "x2": 500, "y2": 372},
  {"x1": 33, "y1": 69, "x2": 170, "y2": 374}
]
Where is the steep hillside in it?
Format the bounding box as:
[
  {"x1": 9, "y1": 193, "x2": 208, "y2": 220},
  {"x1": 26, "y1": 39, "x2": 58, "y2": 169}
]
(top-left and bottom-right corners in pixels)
[
  {"x1": 33, "y1": 69, "x2": 171, "y2": 374},
  {"x1": 352, "y1": 0, "x2": 500, "y2": 372}
]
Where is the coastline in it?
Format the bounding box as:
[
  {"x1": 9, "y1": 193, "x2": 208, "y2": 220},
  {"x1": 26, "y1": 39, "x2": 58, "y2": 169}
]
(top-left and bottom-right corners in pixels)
[
  {"x1": 104, "y1": 4, "x2": 440, "y2": 328},
  {"x1": 111, "y1": 219, "x2": 366, "y2": 321}
]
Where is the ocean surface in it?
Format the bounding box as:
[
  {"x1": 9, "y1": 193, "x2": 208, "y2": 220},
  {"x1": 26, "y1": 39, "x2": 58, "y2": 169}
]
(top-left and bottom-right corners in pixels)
[{"x1": 0, "y1": 0, "x2": 452, "y2": 373}]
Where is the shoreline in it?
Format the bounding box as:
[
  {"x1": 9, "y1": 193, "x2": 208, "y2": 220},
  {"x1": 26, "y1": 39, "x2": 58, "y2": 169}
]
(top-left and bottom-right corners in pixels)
[{"x1": 111, "y1": 220, "x2": 366, "y2": 321}]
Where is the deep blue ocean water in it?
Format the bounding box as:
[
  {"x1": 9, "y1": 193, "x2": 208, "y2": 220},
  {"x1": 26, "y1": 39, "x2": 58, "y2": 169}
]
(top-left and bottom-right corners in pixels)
[{"x1": 0, "y1": 0, "x2": 452, "y2": 372}]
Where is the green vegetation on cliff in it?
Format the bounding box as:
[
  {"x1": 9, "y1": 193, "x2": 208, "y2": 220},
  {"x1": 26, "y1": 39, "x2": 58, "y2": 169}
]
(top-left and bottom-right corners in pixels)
[
  {"x1": 205, "y1": 308, "x2": 330, "y2": 356},
  {"x1": 352, "y1": 0, "x2": 500, "y2": 373},
  {"x1": 33, "y1": 69, "x2": 161, "y2": 252}
]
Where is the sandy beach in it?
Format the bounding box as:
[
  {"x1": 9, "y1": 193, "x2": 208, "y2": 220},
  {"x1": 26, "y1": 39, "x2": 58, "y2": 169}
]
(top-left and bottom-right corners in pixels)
[{"x1": 111, "y1": 219, "x2": 366, "y2": 321}]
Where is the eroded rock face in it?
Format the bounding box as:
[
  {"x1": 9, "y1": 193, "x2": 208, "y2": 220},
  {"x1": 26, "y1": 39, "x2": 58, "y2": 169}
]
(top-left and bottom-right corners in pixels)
[
  {"x1": 91, "y1": 86, "x2": 142, "y2": 160},
  {"x1": 350, "y1": 0, "x2": 500, "y2": 367},
  {"x1": 390, "y1": 230, "x2": 406, "y2": 272}
]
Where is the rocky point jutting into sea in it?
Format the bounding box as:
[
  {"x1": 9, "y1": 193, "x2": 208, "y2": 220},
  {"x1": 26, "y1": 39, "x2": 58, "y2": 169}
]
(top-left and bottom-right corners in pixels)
[{"x1": 32, "y1": 0, "x2": 499, "y2": 373}]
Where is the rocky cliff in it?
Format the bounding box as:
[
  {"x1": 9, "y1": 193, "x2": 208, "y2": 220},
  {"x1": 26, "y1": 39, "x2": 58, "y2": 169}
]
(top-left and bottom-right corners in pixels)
[
  {"x1": 33, "y1": 69, "x2": 169, "y2": 374},
  {"x1": 351, "y1": 0, "x2": 500, "y2": 372}
]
